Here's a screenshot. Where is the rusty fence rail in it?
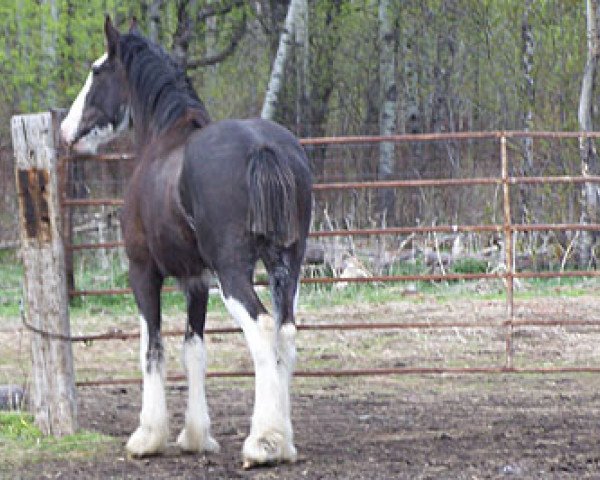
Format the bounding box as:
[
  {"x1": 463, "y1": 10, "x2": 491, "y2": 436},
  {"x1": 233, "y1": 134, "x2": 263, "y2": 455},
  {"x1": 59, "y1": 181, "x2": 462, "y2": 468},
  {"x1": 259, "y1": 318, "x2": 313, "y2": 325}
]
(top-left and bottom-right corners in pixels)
[{"x1": 56, "y1": 130, "x2": 600, "y2": 385}]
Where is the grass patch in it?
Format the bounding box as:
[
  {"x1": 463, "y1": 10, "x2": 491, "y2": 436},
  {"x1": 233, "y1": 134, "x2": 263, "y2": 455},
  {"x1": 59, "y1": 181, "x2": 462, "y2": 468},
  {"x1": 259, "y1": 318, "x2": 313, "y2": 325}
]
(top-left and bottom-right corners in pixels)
[
  {"x1": 1, "y1": 248, "x2": 599, "y2": 320},
  {"x1": 0, "y1": 412, "x2": 116, "y2": 470},
  {"x1": 0, "y1": 250, "x2": 23, "y2": 318},
  {"x1": 301, "y1": 282, "x2": 423, "y2": 310}
]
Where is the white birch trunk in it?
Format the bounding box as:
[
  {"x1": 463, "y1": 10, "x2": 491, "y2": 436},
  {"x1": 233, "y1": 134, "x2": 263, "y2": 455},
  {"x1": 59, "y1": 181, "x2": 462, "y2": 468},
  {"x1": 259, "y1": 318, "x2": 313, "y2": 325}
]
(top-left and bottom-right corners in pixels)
[
  {"x1": 579, "y1": 0, "x2": 600, "y2": 268},
  {"x1": 519, "y1": 0, "x2": 535, "y2": 224},
  {"x1": 260, "y1": 0, "x2": 304, "y2": 120},
  {"x1": 378, "y1": 0, "x2": 397, "y2": 218}
]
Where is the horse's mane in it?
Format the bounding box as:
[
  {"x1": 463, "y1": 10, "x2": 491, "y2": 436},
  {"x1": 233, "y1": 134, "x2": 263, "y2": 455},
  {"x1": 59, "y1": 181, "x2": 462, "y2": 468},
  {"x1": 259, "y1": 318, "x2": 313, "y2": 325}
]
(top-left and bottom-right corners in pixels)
[{"x1": 119, "y1": 32, "x2": 210, "y2": 135}]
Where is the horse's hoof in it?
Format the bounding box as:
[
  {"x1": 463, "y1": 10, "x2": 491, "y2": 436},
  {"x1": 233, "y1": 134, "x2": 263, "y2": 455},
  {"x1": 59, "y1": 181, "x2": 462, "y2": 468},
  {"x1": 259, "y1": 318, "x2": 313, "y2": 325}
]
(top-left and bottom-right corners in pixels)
[
  {"x1": 177, "y1": 427, "x2": 220, "y2": 454},
  {"x1": 242, "y1": 452, "x2": 297, "y2": 470},
  {"x1": 126, "y1": 425, "x2": 168, "y2": 457},
  {"x1": 242, "y1": 433, "x2": 296, "y2": 469}
]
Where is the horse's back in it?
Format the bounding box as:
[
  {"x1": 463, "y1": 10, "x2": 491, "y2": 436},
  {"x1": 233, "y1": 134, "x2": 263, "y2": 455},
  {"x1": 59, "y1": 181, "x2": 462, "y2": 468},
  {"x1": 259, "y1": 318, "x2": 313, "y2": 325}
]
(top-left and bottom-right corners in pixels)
[
  {"x1": 184, "y1": 118, "x2": 309, "y2": 173},
  {"x1": 178, "y1": 119, "x2": 312, "y2": 267}
]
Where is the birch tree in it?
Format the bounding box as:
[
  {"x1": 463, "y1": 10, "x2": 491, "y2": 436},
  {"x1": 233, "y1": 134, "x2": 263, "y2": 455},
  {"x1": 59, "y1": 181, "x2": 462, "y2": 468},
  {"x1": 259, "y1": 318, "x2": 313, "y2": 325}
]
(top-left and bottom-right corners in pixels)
[
  {"x1": 261, "y1": 0, "x2": 304, "y2": 120},
  {"x1": 519, "y1": 0, "x2": 535, "y2": 224},
  {"x1": 579, "y1": 0, "x2": 600, "y2": 268},
  {"x1": 146, "y1": 0, "x2": 165, "y2": 43},
  {"x1": 378, "y1": 0, "x2": 397, "y2": 220}
]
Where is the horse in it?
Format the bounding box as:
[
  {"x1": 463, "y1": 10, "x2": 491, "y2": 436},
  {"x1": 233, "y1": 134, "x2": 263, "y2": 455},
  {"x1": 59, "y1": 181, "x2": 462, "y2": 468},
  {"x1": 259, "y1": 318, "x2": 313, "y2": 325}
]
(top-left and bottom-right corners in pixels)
[{"x1": 60, "y1": 16, "x2": 312, "y2": 469}]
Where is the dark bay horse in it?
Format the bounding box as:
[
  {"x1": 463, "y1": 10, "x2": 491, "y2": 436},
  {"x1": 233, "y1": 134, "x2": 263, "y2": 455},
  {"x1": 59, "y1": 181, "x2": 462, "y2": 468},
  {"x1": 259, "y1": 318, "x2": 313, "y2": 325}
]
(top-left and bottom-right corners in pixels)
[{"x1": 60, "y1": 16, "x2": 312, "y2": 468}]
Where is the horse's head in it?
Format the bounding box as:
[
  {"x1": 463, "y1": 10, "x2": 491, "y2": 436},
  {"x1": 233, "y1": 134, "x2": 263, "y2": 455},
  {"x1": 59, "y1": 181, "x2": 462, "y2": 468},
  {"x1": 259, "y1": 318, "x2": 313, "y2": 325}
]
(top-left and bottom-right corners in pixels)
[{"x1": 60, "y1": 16, "x2": 130, "y2": 153}]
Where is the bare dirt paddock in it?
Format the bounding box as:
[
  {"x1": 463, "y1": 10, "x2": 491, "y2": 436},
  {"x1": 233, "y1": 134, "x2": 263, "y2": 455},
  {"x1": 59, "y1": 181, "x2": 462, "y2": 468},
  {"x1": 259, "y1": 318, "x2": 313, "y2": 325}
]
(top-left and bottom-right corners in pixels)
[{"x1": 6, "y1": 290, "x2": 600, "y2": 479}]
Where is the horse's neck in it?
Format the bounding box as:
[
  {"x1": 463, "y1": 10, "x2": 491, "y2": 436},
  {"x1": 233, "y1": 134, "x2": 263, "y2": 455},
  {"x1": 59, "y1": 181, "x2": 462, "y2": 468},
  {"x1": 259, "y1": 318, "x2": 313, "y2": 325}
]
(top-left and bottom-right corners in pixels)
[{"x1": 134, "y1": 120, "x2": 197, "y2": 161}]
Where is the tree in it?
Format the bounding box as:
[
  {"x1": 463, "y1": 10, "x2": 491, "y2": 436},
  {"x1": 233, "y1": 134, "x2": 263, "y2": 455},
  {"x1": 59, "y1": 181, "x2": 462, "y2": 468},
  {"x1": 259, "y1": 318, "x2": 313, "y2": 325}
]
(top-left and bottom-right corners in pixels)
[
  {"x1": 519, "y1": 0, "x2": 535, "y2": 224},
  {"x1": 377, "y1": 0, "x2": 397, "y2": 220},
  {"x1": 578, "y1": 0, "x2": 600, "y2": 268},
  {"x1": 171, "y1": 0, "x2": 247, "y2": 70},
  {"x1": 260, "y1": 0, "x2": 304, "y2": 120}
]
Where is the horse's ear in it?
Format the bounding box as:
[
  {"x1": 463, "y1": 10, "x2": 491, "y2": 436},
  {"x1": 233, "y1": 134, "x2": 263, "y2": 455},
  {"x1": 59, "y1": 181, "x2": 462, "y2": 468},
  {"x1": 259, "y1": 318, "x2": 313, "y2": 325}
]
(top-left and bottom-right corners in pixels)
[
  {"x1": 129, "y1": 16, "x2": 139, "y2": 34},
  {"x1": 104, "y1": 14, "x2": 120, "y2": 58}
]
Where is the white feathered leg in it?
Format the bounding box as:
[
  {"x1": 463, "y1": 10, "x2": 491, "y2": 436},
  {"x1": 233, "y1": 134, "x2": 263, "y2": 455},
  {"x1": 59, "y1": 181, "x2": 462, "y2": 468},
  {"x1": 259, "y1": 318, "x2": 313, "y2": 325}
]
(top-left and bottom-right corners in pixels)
[
  {"x1": 222, "y1": 296, "x2": 291, "y2": 468},
  {"x1": 277, "y1": 323, "x2": 297, "y2": 462},
  {"x1": 177, "y1": 333, "x2": 220, "y2": 453},
  {"x1": 126, "y1": 317, "x2": 169, "y2": 456}
]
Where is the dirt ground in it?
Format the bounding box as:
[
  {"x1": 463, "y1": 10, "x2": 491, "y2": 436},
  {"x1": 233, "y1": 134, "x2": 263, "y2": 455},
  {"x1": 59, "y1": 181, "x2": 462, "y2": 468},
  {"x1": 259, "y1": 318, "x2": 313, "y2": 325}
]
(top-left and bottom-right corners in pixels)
[{"x1": 5, "y1": 291, "x2": 600, "y2": 479}]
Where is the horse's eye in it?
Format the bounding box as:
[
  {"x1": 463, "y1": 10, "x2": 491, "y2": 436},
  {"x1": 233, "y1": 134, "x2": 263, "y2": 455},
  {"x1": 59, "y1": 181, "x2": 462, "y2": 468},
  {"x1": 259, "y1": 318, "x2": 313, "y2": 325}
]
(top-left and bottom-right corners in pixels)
[{"x1": 92, "y1": 66, "x2": 101, "y2": 76}]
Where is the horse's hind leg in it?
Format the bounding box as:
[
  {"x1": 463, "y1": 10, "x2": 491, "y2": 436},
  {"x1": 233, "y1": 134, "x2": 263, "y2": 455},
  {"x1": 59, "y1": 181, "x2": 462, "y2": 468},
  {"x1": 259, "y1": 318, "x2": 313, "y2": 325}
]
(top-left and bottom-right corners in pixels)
[
  {"x1": 218, "y1": 266, "x2": 294, "y2": 468},
  {"x1": 177, "y1": 276, "x2": 219, "y2": 454},
  {"x1": 262, "y1": 246, "x2": 304, "y2": 464},
  {"x1": 126, "y1": 261, "x2": 169, "y2": 457}
]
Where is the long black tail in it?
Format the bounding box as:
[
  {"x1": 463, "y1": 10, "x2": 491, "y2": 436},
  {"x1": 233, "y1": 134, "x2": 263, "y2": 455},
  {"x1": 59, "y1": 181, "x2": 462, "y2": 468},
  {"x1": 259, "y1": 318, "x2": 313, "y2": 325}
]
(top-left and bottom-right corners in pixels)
[{"x1": 246, "y1": 145, "x2": 299, "y2": 247}]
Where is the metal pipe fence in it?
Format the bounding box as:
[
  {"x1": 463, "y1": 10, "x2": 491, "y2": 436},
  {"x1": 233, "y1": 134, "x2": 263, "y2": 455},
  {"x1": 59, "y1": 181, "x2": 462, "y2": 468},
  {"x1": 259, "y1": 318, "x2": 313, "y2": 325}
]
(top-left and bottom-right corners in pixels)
[{"x1": 56, "y1": 130, "x2": 600, "y2": 384}]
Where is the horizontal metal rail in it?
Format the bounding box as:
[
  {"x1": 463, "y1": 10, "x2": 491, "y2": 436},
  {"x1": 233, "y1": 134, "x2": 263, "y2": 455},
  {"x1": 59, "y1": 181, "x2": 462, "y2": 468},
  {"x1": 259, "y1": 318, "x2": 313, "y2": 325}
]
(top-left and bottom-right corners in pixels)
[
  {"x1": 313, "y1": 175, "x2": 600, "y2": 191},
  {"x1": 68, "y1": 269, "x2": 600, "y2": 297},
  {"x1": 66, "y1": 223, "x2": 600, "y2": 252},
  {"x1": 64, "y1": 317, "x2": 600, "y2": 343},
  {"x1": 61, "y1": 130, "x2": 600, "y2": 164},
  {"x1": 62, "y1": 198, "x2": 124, "y2": 207},
  {"x1": 75, "y1": 365, "x2": 600, "y2": 386},
  {"x1": 61, "y1": 175, "x2": 600, "y2": 208},
  {"x1": 299, "y1": 130, "x2": 600, "y2": 145}
]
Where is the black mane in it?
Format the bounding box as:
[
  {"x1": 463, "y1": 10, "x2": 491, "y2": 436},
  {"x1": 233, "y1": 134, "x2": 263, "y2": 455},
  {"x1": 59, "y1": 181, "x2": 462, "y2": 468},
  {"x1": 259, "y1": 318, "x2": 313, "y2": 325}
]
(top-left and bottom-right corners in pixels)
[{"x1": 119, "y1": 32, "x2": 210, "y2": 135}]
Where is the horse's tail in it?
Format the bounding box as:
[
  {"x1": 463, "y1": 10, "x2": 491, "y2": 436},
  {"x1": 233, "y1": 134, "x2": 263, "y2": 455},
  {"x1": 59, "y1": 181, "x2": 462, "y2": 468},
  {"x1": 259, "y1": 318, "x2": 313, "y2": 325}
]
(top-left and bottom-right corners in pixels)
[{"x1": 246, "y1": 145, "x2": 299, "y2": 247}]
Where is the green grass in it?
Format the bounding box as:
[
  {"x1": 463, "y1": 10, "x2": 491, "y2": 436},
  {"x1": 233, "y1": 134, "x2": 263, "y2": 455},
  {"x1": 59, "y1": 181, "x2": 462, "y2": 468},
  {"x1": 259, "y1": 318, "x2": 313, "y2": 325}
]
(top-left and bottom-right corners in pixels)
[
  {"x1": 0, "y1": 412, "x2": 116, "y2": 469},
  {"x1": 450, "y1": 257, "x2": 488, "y2": 274},
  {"x1": 0, "y1": 250, "x2": 23, "y2": 318},
  {"x1": 1, "y1": 247, "x2": 600, "y2": 320}
]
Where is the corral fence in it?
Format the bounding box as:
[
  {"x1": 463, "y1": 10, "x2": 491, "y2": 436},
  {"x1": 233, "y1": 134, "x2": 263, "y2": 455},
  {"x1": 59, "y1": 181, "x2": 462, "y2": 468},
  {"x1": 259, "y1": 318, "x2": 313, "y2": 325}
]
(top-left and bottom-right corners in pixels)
[{"x1": 10, "y1": 111, "x2": 600, "y2": 433}]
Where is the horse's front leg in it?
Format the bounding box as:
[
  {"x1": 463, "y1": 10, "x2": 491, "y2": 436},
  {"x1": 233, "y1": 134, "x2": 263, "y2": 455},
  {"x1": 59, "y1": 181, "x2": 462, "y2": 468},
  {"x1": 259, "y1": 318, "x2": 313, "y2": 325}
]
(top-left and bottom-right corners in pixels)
[
  {"x1": 126, "y1": 261, "x2": 169, "y2": 457},
  {"x1": 177, "y1": 277, "x2": 219, "y2": 454}
]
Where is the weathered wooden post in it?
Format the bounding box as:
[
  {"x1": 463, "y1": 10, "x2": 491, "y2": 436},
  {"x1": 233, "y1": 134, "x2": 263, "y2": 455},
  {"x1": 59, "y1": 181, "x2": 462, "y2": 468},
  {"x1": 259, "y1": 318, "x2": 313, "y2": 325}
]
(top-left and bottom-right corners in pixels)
[{"x1": 11, "y1": 112, "x2": 77, "y2": 436}]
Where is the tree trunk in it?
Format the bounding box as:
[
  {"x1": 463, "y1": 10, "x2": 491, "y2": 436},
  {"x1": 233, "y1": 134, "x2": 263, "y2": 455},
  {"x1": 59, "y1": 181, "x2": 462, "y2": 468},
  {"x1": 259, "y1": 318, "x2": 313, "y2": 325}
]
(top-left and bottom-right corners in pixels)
[
  {"x1": 172, "y1": 0, "x2": 192, "y2": 69},
  {"x1": 377, "y1": 0, "x2": 397, "y2": 221},
  {"x1": 261, "y1": 0, "x2": 304, "y2": 120},
  {"x1": 41, "y1": 0, "x2": 58, "y2": 108},
  {"x1": 147, "y1": 0, "x2": 164, "y2": 43},
  {"x1": 520, "y1": 0, "x2": 535, "y2": 224},
  {"x1": 579, "y1": 0, "x2": 600, "y2": 268},
  {"x1": 401, "y1": 7, "x2": 423, "y2": 224},
  {"x1": 303, "y1": 0, "x2": 342, "y2": 180},
  {"x1": 294, "y1": 0, "x2": 309, "y2": 135}
]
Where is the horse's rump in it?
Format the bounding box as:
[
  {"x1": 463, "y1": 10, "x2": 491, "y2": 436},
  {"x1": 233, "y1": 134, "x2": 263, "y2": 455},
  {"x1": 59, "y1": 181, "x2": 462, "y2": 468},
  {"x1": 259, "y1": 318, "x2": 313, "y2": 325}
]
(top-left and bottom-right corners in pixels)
[{"x1": 178, "y1": 119, "x2": 310, "y2": 252}]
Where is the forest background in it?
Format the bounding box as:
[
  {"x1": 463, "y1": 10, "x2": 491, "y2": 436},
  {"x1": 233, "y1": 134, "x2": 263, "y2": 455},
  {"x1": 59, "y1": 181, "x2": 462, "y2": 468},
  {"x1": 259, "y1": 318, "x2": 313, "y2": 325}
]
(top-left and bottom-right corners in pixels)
[{"x1": 0, "y1": 0, "x2": 598, "y2": 269}]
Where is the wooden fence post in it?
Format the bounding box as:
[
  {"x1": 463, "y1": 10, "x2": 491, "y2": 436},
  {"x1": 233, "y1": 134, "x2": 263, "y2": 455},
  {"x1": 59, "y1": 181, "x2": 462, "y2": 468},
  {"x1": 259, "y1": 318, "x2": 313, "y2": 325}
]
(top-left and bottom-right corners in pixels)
[{"x1": 11, "y1": 112, "x2": 77, "y2": 436}]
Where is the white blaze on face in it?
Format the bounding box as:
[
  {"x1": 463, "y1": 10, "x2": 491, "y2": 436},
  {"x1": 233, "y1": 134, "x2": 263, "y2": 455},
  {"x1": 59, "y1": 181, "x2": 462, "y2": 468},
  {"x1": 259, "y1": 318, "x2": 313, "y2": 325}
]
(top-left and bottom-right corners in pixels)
[
  {"x1": 60, "y1": 52, "x2": 130, "y2": 154},
  {"x1": 60, "y1": 53, "x2": 107, "y2": 146}
]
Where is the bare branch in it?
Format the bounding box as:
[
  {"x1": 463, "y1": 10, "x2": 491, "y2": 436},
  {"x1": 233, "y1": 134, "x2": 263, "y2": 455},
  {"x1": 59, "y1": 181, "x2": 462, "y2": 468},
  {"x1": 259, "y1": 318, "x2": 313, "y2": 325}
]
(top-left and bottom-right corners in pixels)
[
  {"x1": 197, "y1": 0, "x2": 246, "y2": 22},
  {"x1": 186, "y1": 11, "x2": 247, "y2": 69}
]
